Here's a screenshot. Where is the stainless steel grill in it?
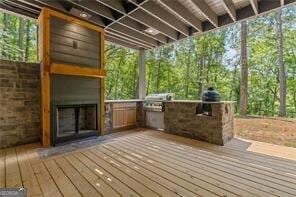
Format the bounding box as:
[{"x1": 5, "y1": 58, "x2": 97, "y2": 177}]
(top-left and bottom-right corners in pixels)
[{"x1": 143, "y1": 93, "x2": 173, "y2": 112}]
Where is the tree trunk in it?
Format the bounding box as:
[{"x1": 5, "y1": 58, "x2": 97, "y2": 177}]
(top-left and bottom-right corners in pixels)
[
  {"x1": 185, "y1": 42, "x2": 193, "y2": 99},
  {"x1": 276, "y1": 9, "x2": 286, "y2": 117},
  {"x1": 240, "y1": 21, "x2": 248, "y2": 116},
  {"x1": 198, "y1": 51, "x2": 205, "y2": 99},
  {"x1": 156, "y1": 49, "x2": 162, "y2": 93},
  {"x1": 133, "y1": 56, "x2": 138, "y2": 99},
  {"x1": 229, "y1": 59, "x2": 239, "y2": 100},
  {"x1": 18, "y1": 18, "x2": 25, "y2": 61},
  {"x1": 293, "y1": 68, "x2": 296, "y2": 114},
  {"x1": 114, "y1": 56, "x2": 124, "y2": 99},
  {"x1": 167, "y1": 63, "x2": 172, "y2": 93},
  {"x1": 146, "y1": 63, "x2": 152, "y2": 95},
  {"x1": 25, "y1": 20, "x2": 30, "y2": 61},
  {"x1": 2, "y1": 13, "x2": 8, "y2": 58}
]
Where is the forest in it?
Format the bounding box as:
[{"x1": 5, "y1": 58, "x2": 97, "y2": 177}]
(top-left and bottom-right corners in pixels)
[{"x1": 0, "y1": 6, "x2": 295, "y2": 117}]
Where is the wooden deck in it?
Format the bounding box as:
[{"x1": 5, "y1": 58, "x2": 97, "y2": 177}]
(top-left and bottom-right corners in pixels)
[{"x1": 1, "y1": 129, "x2": 296, "y2": 197}]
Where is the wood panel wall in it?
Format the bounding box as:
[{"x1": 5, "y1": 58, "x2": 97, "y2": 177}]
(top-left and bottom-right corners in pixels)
[
  {"x1": 38, "y1": 8, "x2": 105, "y2": 147},
  {"x1": 50, "y1": 16, "x2": 101, "y2": 68}
]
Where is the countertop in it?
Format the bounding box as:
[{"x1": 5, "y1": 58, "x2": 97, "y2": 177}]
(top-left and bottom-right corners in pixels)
[
  {"x1": 104, "y1": 99, "x2": 235, "y2": 104},
  {"x1": 105, "y1": 99, "x2": 143, "y2": 103},
  {"x1": 163, "y1": 100, "x2": 235, "y2": 104}
]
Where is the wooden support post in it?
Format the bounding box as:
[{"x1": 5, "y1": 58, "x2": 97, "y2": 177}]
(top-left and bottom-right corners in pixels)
[{"x1": 138, "y1": 49, "x2": 146, "y2": 99}]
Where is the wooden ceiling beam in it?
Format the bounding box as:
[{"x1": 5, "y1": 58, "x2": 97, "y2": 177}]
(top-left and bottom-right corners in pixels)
[
  {"x1": 37, "y1": 0, "x2": 160, "y2": 47},
  {"x1": 129, "y1": 9, "x2": 178, "y2": 40},
  {"x1": 97, "y1": 0, "x2": 127, "y2": 14},
  {"x1": 106, "y1": 35, "x2": 142, "y2": 50},
  {"x1": 159, "y1": 0, "x2": 202, "y2": 32},
  {"x1": 191, "y1": 0, "x2": 219, "y2": 27},
  {"x1": 35, "y1": 0, "x2": 68, "y2": 12},
  {"x1": 0, "y1": 2, "x2": 38, "y2": 18},
  {"x1": 119, "y1": 17, "x2": 167, "y2": 44},
  {"x1": 281, "y1": 0, "x2": 285, "y2": 6},
  {"x1": 250, "y1": 0, "x2": 259, "y2": 15},
  {"x1": 110, "y1": 23, "x2": 159, "y2": 47},
  {"x1": 4, "y1": 0, "x2": 40, "y2": 14},
  {"x1": 68, "y1": 0, "x2": 115, "y2": 21},
  {"x1": 68, "y1": 0, "x2": 166, "y2": 43},
  {"x1": 15, "y1": 0, "x2": 43, "y2": 9},
  {"x1": 221, "y1": 0, "x2": 237, "y2": 21},
  {"x1": 106, "y1": 30, "x2": 152, "y2": 49},
  {"x1": 99, "y1": 0, "x2": 175, "y2": 41},
  {"x1": 35, "y1": 0, "x2": 106, "y2": 26},
  {"x1": 139, "y1": 1, "x2": 190, "y2": 36}
]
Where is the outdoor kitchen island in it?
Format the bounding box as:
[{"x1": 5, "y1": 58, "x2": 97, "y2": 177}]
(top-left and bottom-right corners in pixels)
[
  {"x1": 104, "y1": 99, "x2": 234, "y2": 146},
  {"x1": 163, "y1": 100, "x2": 235, "y2": 145}
]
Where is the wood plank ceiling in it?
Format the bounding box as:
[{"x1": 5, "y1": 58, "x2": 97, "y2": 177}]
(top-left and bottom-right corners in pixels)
[{"x1": 0, "y1": 0, "x2": 295, "y2": 50}]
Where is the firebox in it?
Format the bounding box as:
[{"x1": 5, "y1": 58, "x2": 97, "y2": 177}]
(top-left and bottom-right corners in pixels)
[
  {"x1": 51, "y1": 74, "x2": 100, "y2": 145},
  {"x1": 53, "y1": 104, "x2": 98, "y2": 144}
]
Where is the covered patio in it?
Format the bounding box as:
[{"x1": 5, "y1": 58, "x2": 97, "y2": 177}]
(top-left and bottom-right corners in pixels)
[{"x1": 0, "y1": 0, "x2": 296, "y2": 196}]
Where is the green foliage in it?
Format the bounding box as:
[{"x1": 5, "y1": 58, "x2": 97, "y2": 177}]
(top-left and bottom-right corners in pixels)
[
  {"x1": 105, "y1": 43, "x2": 139, "y2": 100},
  {"x1": 0, "y1": 12, "x2": 37, "y2": 62}
]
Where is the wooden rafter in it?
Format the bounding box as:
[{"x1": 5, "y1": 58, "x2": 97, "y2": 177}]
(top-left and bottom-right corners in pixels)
[
  {"x1": 191, "y1": 0, "x2": 219, "y2": 27},
  {"x1": 250, "y1": 0, "x2": 259, "y2": 15},
  {"x1": 159, "y1": 0, "x2": 202, "y2": 32},
  {"x1": 221, "y1": 0, "x2": 237, "y2": 21}
]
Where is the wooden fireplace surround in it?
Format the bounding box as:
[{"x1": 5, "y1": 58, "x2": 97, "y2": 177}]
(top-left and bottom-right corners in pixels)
[{"x1": 38, "y1": 8, "x2": 105, "y2": 147}]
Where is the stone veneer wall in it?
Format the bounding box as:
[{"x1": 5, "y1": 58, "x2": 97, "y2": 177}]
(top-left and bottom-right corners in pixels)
[
  {"x1": 0, "y1": 60, "x2": 41, "y2": 148},
  {"x1": 136, "y1": 101, "x2": 145, "y2": 128},
  {"x1": 104, "y1": 103, "x2": 113, "y2": 134},
  {"x1": 164, "y1": 102, "x2": 234, "y2": 145}
]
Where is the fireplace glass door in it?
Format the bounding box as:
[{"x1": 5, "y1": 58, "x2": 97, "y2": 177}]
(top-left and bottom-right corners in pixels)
[{"x1": 55, "y1": 104, "x2": 98, "y2": 144}]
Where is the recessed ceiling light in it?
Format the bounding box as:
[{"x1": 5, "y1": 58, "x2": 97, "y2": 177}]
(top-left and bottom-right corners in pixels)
[
  {"x1": 80, "y1": 12, "x2": 89, "y2": 18},
  {"x1": 69, "y1": 7, "x2": 92, "y2": 19},
  {"x1": 144, "y1": 27, "x2": 160, "y2": 35}
]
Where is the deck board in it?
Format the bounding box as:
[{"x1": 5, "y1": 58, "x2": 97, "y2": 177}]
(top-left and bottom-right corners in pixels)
[
  {"x1": 15, "y1": 146, "x2": 42, "y2": 196},
  {"x1": 74, "y1": 152, "x2": 139, "y2": 197},
  {"x1": 43, "y1": 159, "x2": 81, "y2": 197},
  {"x1": 127, "y1": 135, "x2": 296, "y2": 185},
  {"x1": 89, "y1": 148, "x2": 179, "y2": 197},
  {"x1": 105, "y1": 142, "x2": 266, "y2": 196},
  {"x1": 113, "y1": 136, "x2": 295, "y2": 197},
  {"x1": 55, "y1": 157, "x2": 101, "y2": 196},
  {"x1": 83, "y1": 150, "x2": 158, "y2": 197},
  {"x1": 64, "y1": 154, "x2": 120, "y2": 197},
  {"x1": 1, "y1": 129, "x2": 296, "y2": 197},
  {"x1": 0, "y1": 149, "x2": 5, "y2": 188},
  {"x1": 5, "y1": 148, "x2": 22, "y2": 188},
  {"x1": 97, "y1": 145, "x2": 224, "y2": 197}
]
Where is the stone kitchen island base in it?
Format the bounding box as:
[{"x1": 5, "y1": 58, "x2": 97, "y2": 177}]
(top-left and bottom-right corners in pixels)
[{"x1": 163, "y1": 101, "x2": 234, "y2": 145}]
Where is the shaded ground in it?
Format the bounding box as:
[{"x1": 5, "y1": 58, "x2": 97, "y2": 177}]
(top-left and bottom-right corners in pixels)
[{"x1": 234, "y1": 117, "x2": 296, "y2": 148}]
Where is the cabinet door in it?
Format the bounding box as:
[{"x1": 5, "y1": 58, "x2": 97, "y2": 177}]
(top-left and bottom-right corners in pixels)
[
  {"x1": 112, "y1": 109, "x2": 125, "y2": 128},
  {"x1": 125, "y1": 108, "x2": 136, "y2": 126}
]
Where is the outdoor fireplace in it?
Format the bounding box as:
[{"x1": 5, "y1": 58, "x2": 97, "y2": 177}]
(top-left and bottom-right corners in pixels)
[
  {"x1": 54, "y1": 104, "x2": 98, "y2": 144},
  {"x1": 38, "y1": 8, "x2": 105, "y2": 146}
]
